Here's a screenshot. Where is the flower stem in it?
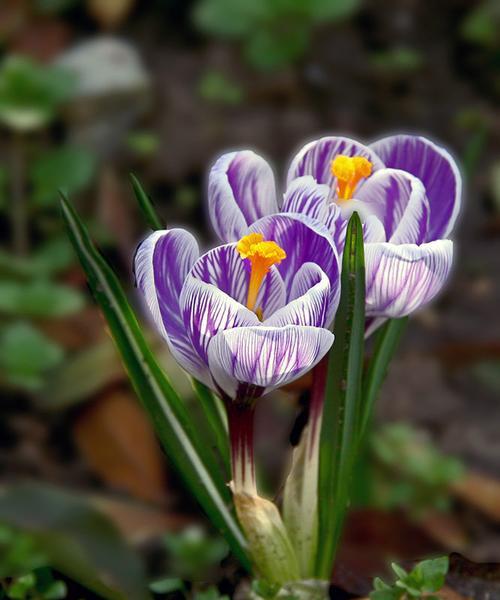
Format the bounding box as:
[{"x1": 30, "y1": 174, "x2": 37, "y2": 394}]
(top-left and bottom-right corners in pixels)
[{"x1": 227, "y1": 401, "x2": 256, "y2": 495}]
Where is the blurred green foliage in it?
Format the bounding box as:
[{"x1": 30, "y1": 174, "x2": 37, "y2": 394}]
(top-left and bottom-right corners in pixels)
[
  {"x1": 163, "y1": 526, "x2": 229, "y2": 582},
  {"x1": 198, "y1": 72, "x2": 244, "y2": 105},
  {"x1": 369, "y1": 423, "x2": 464, "y2": 516},
  {"x1": 461, "y1": 0, "x2": 500, "y2": 47},
  {"x1": 0, "y1": 56, "x2": 74, "y2": 132},
  {"x1": 30, "y1": 146, "x2": 96, "y2": 207},
  {"x1": 0, "y1": 526, "x2": 67, "y2": 600},
  {"x1": 0, "y1": 322, "x2": 65, "y2": 391},
  {"x1": 0, "y1": 484, "x2": 151, "y2": 600},
  {"x1": 150, "y1": 527, "x2": 229, "y2": 598},
  {"x1": 370, "y1": 557, "x2": 449, "y2": 600},
  {"x1": 194, "y1": 0, "x2": 361, "y2": 69},
  {"x1": 0, "y1": 53, "x2": 95, "y2": 394}
]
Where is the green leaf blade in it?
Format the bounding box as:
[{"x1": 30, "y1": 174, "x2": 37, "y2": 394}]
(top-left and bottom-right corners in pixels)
[
  {"x1": 129, "y1": 174, "x2": 164, "y2": 231},
  {"x1": 316, "y1": 211, "x2": 366, "y2": 578},
  {"x1": 60, "y1": 195, "x2": 250, "y2": 571}
]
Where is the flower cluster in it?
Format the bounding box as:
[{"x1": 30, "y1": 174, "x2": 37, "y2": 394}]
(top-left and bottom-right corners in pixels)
[{"x1": 135, "y1": 133, "x2": 461, "y2": 582}]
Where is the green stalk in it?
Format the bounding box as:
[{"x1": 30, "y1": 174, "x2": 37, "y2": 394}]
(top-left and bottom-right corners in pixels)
[
  {"x1": 315, "y1": 212, "x2": 366, "y2": 579},
  {"x1": 360, "y1": 317, "x2": 408, "y2": 443}
]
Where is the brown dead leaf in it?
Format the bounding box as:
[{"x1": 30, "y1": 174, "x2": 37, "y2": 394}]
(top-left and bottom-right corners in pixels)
[
  {"x1": 74, "y1": 389, "x2": 167, "y2": 503},
  {"x1": 452, "y1": 471, "x2": 500, "y2": 523},
  {"x1": 86, "y1": 0, "x2": 135, "y2": 29},
  {"x1": 419, "y1": 511, "x2": 469, "y2": 552}
]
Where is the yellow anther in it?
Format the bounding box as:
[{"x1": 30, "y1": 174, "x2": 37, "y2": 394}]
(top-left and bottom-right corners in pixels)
[
  {"x1": 237, "y1": 233, "x2": 286, "y2": 312},
  {"x1": 331, "y1": 154, "x2": 373, "y2": 200}
]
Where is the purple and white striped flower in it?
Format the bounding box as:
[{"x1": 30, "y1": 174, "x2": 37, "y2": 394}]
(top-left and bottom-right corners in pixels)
[
  {"x1": 134, "y1": 219, "x2": 339, "y2": 404},
  {"x1": 207, "y1": 134, "x2": 461, "y2": 322}
]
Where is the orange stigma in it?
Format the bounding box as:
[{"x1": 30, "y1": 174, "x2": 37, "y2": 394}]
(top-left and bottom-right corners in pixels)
[
  {"x1": 331, "y1": 154, "x2": 373, "y2": 200},
  {"x1": 237, "y1": 233, "x2": 286, "y2": 313}
]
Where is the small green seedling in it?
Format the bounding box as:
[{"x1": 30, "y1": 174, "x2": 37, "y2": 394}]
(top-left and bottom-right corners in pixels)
[{"x1": 370, "y1": 556, "x2": 449, "y2": 600}]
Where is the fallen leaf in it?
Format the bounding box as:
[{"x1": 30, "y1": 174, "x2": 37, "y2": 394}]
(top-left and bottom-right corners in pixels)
[
  {"x1": 74, "y1": 389, "x2": 168, "y2": 503},
  {"x1": 419, "y1": 511, "x2": 469, "y2": 552},
  {"x1": 452, "y1": 471, "x2": 500, "y2": 523}
]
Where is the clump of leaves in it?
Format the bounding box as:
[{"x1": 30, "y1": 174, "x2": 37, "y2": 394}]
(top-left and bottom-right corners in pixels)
[
  {"x1": 163, "y1": 526, "x2": 229, "y2": 582},
  {"x1": 193, "y1": 0, "x2": 361, "y2": 70},
  {"x1": 370, "y1": 556, "x2": 449, "y2": 600},
  {"x1": 0, "y1": 55, "x2": 75, "y2": 132},
  {"x1": 0, "y1": 525, "x2": 67, "y2": 599},
  {"x1": 461, "y1": 0, "x2": 500, "y2": 48},
  {"x1": 370, "y1": 423, "x2": 464, "y2": 516},
  {"x1": 150, "y1": 527, "x2": 229, "y2": 598}
]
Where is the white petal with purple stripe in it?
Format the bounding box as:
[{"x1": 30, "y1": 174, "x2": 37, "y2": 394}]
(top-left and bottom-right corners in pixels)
[
  {"x1": 287, "y1": 136, "x2": 385, "y2": 199},
  {"x1": 370, "y1": 135, "x2": 462, "y2": 240},
  {"x1": 134, "y1": 229, "x2": 209, "y2": 383},
  {"x1": 365, "y1": 240, "x2": 453, "y2": 318},
  {"x1": 207, "y1": 325, "x2": 335, "y2": 398},
  {"x1": 180, "y1": 275, "x2": 259, "y2": 366},
  {"x1": 354, "y1": 168, "x2": 430, "y2": 245},
  {"x1": 208, "y1": 151, "x2": 278, "y2": 242},
  {"x1": 265, "y1": 264, "x2": 332, "y2": 328}
]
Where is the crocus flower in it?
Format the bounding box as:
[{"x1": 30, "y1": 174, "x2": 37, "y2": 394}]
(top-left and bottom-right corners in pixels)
[
  {"x1": 208, "y1": 134, "x2": 461, "y2": 322},
  {"x1": 135, "y1": 220, "x2": 338, "y2": 401}
]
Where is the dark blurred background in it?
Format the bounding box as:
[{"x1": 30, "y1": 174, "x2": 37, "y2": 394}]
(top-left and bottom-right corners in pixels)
[{"x1": 0, "y1": 1, "x2": 499, "y2": 598}]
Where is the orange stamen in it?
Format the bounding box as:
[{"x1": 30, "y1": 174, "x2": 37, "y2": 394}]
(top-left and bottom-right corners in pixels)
[
  {"x1": 237, "y1": 233, "x2": 286, "y2": 312},
  {"x1": 331, "y1": 154, "x2": 373, "y2": 200}
]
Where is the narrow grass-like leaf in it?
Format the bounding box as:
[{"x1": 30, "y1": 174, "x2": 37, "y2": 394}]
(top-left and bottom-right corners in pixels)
[
  {"x1": 192, "y1": 378, "x2": 230, "y2": 475},
  {"x1": 360, "y1": 317, "x2": 408, "y2": 442},
  {"x1": 130, "y1": 173, "x2": 164, "y2": 231},
  {"x1": 60, "y1": 195, "x2": 250, "y2": 570},
  {"x1": 129, "y1": 174, "x2": 231, "y2": 471},
  {"x1": 316, "y1": 212, "x2": 366, "y2": 578}
]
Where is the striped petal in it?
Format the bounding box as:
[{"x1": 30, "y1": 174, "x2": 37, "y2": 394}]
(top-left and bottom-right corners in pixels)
[
  {"x1": 287, "y1": 136, "x2": 385, "y2": 200},
  {"x1": 355, "y1": 169, "x2": 430, "y2": 244},
  {"x1": 208, "y1": 151, "x2": 278, "y2": 242},
  {"x1": 207, "y1": 325, "x2": 334, "y2": 399},
  {"x1": 265, "y1": 264, "x2": 332, "y2": 328},
  {"x1": 190, "y1": 243, "x2": 286, "y2": 319},
  {"x1": 365, "y1": 240, "x2": 453, "y2": 318},
  {"x1": 370, "y1": 135, "x2": 462, "y2": 240},
  {"x1": 249, "y1": 214, "x2": 340, "y2": 308},
  {"x1": 180, "y1": 275, "x2": 259, "y2": 366},
  {"x1": 134, "y1": 229, "x2": 209, "y2": 383},
  {"x1": 281, "y1": 176, "x2": 330, "y2": 221}
]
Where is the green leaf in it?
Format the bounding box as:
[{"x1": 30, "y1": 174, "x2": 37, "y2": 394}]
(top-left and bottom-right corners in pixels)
[
  {"x1": 413, "y1": 556, "x2": 449, "y2": 592},
  {"x1": 194, "y1": 587, "x2": 229, "y2": 600},
  {"x1": 391, "y1": 563, "x2": 408, "y2": 580},
  {"x1": 192, "y1": 379, "x2": 230, "y2": 475},
  {"x1": 244, "y1": 26, "x2": 309, "y2": 70},
  {"x1": 0, "y1": 322, "x2": 65, "y2": 391},
  {"x1": 129, "y1": 174, "x2": 164, "y2": 231},
  {"x1": 163, "y1": 525, "x2": 229, "y2": 581},
  {"x1": 198, "y1": 71, "x2": 244, "y2": 105},
  {"x1": 0, "y1": 279, "x2": 85, "y2": 318},
  {"x1": 193, "y1": 0, "x2": 270, "y2": 38},
  {"x1": 126, "y1": 131, "x2": 160, "y2": 158},
  {"x1": 30, "y1": 145, "x2": 96, "y2": 207},
  {"x1": 60, "y1": 195, "x2": 250, "y2": 571},
  {"x1": 361, "y1": 318, "x2": 408, "y2": 441},
  {"x1": 316, "y1": 212, "x2": 365, "y2": 578},
  {"x1": 0, "y1": 483, "x2": 150, "y2": 600},
  {"x1": 0, "y1": 55, "x2": 75, "y2": 131},
  {"x1": 149, "y1": 577, "x2": 185, "y2": 594},
  {"x1": 308, "y1": 0, "x2": 361, "y2": 21}
]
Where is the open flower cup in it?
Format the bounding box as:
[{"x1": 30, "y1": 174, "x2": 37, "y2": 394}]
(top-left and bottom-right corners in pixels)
[{"x1": 129, "y1": 133, "x2": 462, "y2": 588}]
